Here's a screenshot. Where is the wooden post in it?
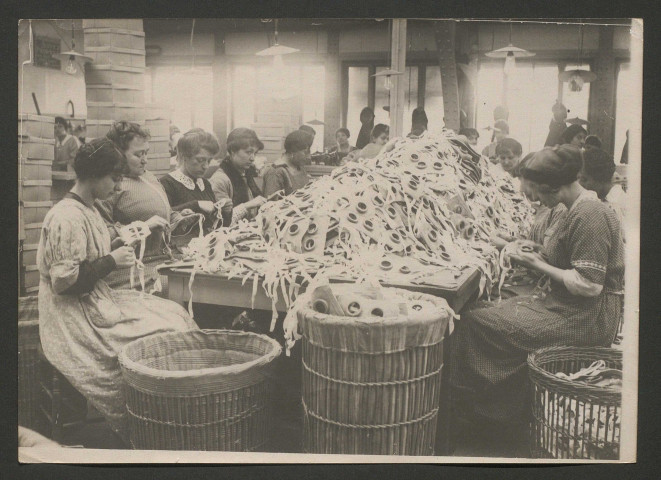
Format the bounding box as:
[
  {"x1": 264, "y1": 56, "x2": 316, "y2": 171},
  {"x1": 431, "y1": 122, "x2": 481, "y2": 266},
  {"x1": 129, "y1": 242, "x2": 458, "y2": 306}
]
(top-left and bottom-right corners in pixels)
[
  {"x1": 389, "y1": 19, "x2": 407, "y2": 138},
  {"x1": 588, "y1": 26, "x2": 616, "y2": 155},
  {"x1": 324, "y1": 31, "x2": 341, "y2": 149},
  {"x1": 212, "y1": 32, "x2": 228, "y2": 152},
  {"x1": 434, "y1": 20, "x2": 460, "y2": 131}
]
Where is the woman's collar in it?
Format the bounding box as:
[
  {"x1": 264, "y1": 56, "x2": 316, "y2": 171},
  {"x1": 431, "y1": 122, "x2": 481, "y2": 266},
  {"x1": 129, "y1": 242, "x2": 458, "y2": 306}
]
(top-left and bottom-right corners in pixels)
[{"x1": 169, "y1": 169, "x2": 205, "y2": 191}]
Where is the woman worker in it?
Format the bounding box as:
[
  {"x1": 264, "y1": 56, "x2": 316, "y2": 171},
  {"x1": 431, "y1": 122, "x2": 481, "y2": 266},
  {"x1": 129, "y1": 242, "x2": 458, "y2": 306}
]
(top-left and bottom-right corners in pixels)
[
  {"x1": 355, "y1": 123, "x2": 390, "y2": 160},
  {"x1": 560, "y1": 124, "x2": 588, "y2": 149},
  {"x1": 207, "y1": 128, "x2": 267, "y2": 226},
  {"x1": 96, "y1": 121, "x2": 199, "y2": 291},
  {"x1": 327, "y1": 127, "x2": 358, "y2": 165},
  {"x1": 481, "y1": 119, "x2": 509, "y2": 164},
  {"x1": 355, "y1": 107, "x2": 375, "y2": 150},
  {"x1": 37, "y1": 138, "x2": 196, "y2": 444},
  {"x1": 448, "y1": 144, "x2": 624, "y2": 427},
  {"x1": 262, "y1": 130, "x2": 312, "y2": 197},
  {"x1": 159, "y1": 129, "x2": 221, "y2": 233}
]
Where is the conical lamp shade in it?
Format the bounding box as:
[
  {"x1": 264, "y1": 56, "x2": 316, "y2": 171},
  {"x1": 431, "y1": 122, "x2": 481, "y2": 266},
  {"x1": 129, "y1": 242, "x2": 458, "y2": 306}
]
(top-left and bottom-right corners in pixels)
[
  {"x1": 256, "y1": 43, "x2": 299, "y2": 56},
  {"x1": 485, "y1": 44, "x2": 535, "y2": 59}
]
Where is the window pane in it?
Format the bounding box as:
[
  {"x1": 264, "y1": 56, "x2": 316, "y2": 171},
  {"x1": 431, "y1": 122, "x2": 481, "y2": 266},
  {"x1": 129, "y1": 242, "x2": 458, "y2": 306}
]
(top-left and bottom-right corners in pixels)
[
  {"x1": 562, "y1": 63, "x2": 591, "y2": 122},
  {"x1": 615, "y1": 62, "x2": 634, "y2": 161},
  {"x1": 346, "y1": 67, "x2": 369, "y2": 145},
  {"x1": 425, "y1": 66, "x2": 444, "y2": 134},
  {"x1": 231, "y1": 65, "x2": 256, "y2": 130},
  {"x1": 301, "y1": 65, "x2": 326, "y2": 152},
  {"x1": 151, "y1": 66, "x2": 213, "y2": 133},
  {"x1": 476, "y1": 62, "x2": 505, "y2": 153}
]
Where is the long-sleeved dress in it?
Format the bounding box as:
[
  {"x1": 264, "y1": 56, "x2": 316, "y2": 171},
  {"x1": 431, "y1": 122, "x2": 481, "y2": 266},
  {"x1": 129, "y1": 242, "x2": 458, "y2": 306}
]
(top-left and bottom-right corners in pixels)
[
  {"x1": 37, "y1": 196, "x2": 197, "y2": 440},
  {"x1": 448, "y1": 191, "x2": 624, "y2": 423},
  {"x1": 159, "y1": 170, "x2": 217, "y2": 234},
  {"x1": 95, "y1": 171, "x2": 181, "y2": 291}
]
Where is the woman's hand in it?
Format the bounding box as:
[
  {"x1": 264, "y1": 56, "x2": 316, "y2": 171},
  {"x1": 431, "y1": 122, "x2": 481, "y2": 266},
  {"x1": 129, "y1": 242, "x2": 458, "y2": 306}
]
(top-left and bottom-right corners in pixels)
[
  {"x1": 489, "y1": 233, "x2": 509, "y2": 250},
  {"x1": 110, "y1": 245, "x2": 136, "y2": 268},
  {"x1": 146, "y1": 215, "x2": 169, "y2": 231},
  {"x1": 246, "y1": 196, "x2": 267, "y2": 209},
  {"x1": 197, "y1": 201, "x2": 215, "y2": 214},
  {"x1": 509, "y1": 250, "x2": 546, "y2": 271}
]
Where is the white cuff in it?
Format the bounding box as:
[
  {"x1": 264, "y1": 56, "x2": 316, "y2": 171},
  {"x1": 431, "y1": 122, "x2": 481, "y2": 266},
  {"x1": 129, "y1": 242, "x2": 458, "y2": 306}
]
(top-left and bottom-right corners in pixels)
[{"x1": 562, "y1": 269, "x2": 603, "y2": 297}]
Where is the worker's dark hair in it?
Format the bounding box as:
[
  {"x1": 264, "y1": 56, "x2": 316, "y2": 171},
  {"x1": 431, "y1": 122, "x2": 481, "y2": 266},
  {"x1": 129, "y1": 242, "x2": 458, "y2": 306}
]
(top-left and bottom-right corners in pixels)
[
  {"x1": 73, "y1": 137, "x2": 125, "y2": 181},
  {"x1": 54, "y1": 116, "x2": 68, "y2": 128},
  {"x1": 360, "y1": 107, "x2": 375, "y2": 124},
  {"x1": 584, "y1": 134, "x2": 603, "y2": 150},
  {"x1": 177, "y1": 129, "x2": 220, "y2": 158},
  {"x1": 496, "y1": 137, "x2": 523, "y2": 156},
  {"x1": 299, "y1": 125, "x2": 316, "y2": 136},
  {"x1": 520, "y1": 145, "x2": 582, "y2": 191},
  {"x1": 371, "y1": 123, "x2": 389, "y2": 140},
  {"x1": 106, "y1": 121, "x2": 151, "y2": 153},
  {"x1": 459, "y1": 128, "x2": 479, "y2": 139},
  {"x1": 335, "y1": 127, "x2": 350, "y2": 138},
  {"x1": 582, "y1": 147, "x2": 616, "y2": 183},
  {"x1": 411, "y1": 107, "x2": 428, "y2": 128},
  {"x1": 285, "y1": 130, "x2": 312, "y2": 154},
  {"x1": 494, "y1": 119, "x2": 510, "y2": 135},
  {"x1": 226, "y1": 128, "x2": 264, "y2": 154},
  {"x1": 561, "y1": 124, "x2": 588, "y2": 145}
]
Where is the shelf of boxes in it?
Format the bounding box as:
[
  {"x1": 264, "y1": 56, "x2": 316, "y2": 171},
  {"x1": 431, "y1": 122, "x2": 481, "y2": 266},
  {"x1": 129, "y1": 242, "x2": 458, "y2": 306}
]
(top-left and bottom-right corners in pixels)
[
  {"x1": 146, "y1": 153, "x2": 171, "y2": 172},
  {"x1": 84, "y1": 46, "x2": 146, "y2": 69},
  {"x1": 82, "y1": 19, "x2": 144, "y2": 31},
  {"x1": 18, "y1": 114, "x2": 55, "y2": 139},
  {"x1": 145, "y1": 118, "x2": 170, "y2": 138},
  {"x1": 83, "y1": 27, "x2": 146, "y2": 51}
]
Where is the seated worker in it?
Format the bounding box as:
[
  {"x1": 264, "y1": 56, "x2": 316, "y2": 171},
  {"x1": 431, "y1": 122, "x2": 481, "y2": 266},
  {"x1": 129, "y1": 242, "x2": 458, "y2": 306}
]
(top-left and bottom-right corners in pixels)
[
  {"x1": 327, "y1": 127, "x2": 358, "y2": 165},
  {"x1": 482, "y1": 120, "x2": 509, "y2": 164},
  {"x1": 53, "y1": 116, "x2": 79, "y2": 172},
  {"x1": 544, "y1": 100, "x2": 568, "y2": 147},
  {"x1": 207, "y1": 128, "x2": 267, "y2": 226},
  {"x1": 262, "y1": 130, "x2": 312, "y2": 197},
  {"x1": 495, "y1": 138, "x2": 523, "y2": 191},
  {"x1": 579, "y1": 147, "x2": 626, "y2": 227},
  {"x1": 159, "y1": 129, "x2": 221, "y2": 233},
  {"x1": 299, "y1": 125, "x2": 316, "y2": 148},
  {"x1": 408, "y1": 107, "x2": 428, "y2": 137},
  {"x1": 561, "y1": 124, "x2": 588, "y2": 149},
  {"x1": 355, "y1": 123, "x2": 390, "y2": 160},
  {"x1": 584, "y1": 134, "x2": 603, "y2": 150},
  {"x1": 458, "y1": 128, "x2": 479, "y2": 146}
]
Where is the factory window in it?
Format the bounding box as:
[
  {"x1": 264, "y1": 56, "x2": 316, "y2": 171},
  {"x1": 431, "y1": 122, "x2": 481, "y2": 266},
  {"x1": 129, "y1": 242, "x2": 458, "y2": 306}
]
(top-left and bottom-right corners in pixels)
[
  {"x1": 615, "y1": 61, "x2": 635, "y2": 161},
  {"x1": 147, "y1": 65, "x2": 214, "y2": 133},
  {"x1": 476, "y1": 61, "x2": 559, "y2": 154}
]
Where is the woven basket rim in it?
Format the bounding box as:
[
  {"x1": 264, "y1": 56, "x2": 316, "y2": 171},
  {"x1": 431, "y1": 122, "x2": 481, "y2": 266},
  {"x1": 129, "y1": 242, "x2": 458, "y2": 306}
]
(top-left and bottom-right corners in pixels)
[
  {"x1": 528, "y1": 346, "x2": 622, "y2": 396},
  {"x1": 119, "y1": 329, "x2": 282, "y2": 381},
  {"x1": 300, "y1": 287, "x2": 452, "y2": 328}
]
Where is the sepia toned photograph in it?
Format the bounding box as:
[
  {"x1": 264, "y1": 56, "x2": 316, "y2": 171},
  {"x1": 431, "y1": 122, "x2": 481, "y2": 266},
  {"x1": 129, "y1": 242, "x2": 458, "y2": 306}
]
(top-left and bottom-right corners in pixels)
[{"x1": 16, "y1": 17, "x2": 641, "y2": 464}]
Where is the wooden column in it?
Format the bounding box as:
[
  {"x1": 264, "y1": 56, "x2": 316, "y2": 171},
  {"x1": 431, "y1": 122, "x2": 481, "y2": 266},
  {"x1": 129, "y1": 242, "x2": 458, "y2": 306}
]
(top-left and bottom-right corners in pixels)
[
  {"x1": 323, "y1": 31, "x2": 341, "y2": 149},
  {"x1": 434, "y1": 20, "x2": 460, "y2": 131},
  {"x1": 389, "y1": 19, "x2": 407, "y2": 138},
  {"x1": 588, "y1": 26, "x2": 616, "y2": 155},
  {"x1": 212, "y1": 32, "x2": 229, "y2": 152}
]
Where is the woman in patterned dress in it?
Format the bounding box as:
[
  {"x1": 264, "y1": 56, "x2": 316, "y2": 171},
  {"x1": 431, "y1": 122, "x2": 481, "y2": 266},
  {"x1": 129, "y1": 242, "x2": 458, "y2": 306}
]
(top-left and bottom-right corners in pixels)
[
  {"x1": 96, "y1": 121, "x2": 200, "y2": 291},
  {"x1": 37, "y1": 138, "x2": 197, "y2": 444},
  {"x1": 447, "y1": 145, "x2": 624, "y2": 425}
]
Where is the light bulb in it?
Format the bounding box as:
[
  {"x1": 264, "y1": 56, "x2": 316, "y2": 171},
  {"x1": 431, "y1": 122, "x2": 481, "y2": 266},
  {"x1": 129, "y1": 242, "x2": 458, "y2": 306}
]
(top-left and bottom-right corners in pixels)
[
  {"x1": 64, "y1": 56, "x2": 77, "y2": 75},
  {"x1": 504, "y1": 52, "x2": 516, "y2": 76},
  {"x1": 569, "y1": 73, "x2": 584, "y2": 92},
  {"x1": 384, "y1": 75, "x2": 392, "y2": 91}
]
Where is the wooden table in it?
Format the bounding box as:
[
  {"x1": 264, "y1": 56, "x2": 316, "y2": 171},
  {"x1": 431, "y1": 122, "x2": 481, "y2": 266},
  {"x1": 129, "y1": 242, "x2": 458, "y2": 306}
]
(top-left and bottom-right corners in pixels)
[{"x1": 162, "y1": 265, "x2": 481, "y2": 313}]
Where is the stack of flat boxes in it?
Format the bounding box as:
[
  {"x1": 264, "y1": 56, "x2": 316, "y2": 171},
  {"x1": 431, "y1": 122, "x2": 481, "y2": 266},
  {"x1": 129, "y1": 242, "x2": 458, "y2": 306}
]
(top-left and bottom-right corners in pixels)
[
  {"x1": 19, "y1": 114, "x2": 55, "y2": 295},
  {"x1": 145, "y1": 113, "x2": 172, "y2": 178},
  {"x1": 251, "y1": 96, "x2": 302, "y2": 166},
  {"x1": 83, "y1": 19, "x2": 147, "y2": 140}
]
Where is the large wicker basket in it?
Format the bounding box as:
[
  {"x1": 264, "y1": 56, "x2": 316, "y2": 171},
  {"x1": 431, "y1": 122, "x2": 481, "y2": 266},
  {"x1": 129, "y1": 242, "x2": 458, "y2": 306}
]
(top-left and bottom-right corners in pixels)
[
  {"x1": 18, "y1": 296, "x2": 41, "y2": 430},
  {"x1": 298, "y1": 288, "x2": 452, "y2": 456},
  {"x1": 119, "y1": 329, "x2": 282, "y2": 451},
  {"x1": 528, "y1": 346, "x2": 622, "y2": 460}
]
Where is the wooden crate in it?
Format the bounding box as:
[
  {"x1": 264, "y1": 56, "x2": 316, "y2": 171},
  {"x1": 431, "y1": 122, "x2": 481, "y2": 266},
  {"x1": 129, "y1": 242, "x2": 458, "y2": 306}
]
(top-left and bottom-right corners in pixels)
[
  {"x1": 21, "y1": 201, "x2": 53, "y2": 224},
  {"x1": 146, "y1": 153, "x2": 171, "y2": 171},
  {"x1": 22, "y1": 243, "x2": 38, "y2": 267},
  {"x1": 148, "y1": 138, "x2": 170, "y2": 155},
  {"x1": 260, "y1": 137, "x2": 284, "y2": 152},
  {"x1": 85, "y1": 46, "x2": 146, "y2": 69},
  {"x1": 83, "y1": 28, "x2": 146, "y2": 51},
  {"x1": 20, "y1": 160, "x2": 52, "y2": 181},
  {"x1": 23, "y1": 265, "x2": 40, "y2": 289},
  {"x1": 87, "y1": 102, "x2": 146, "y2": 122},
  {"x1": 86, "y1": 84, "x2": 145, "y2": 104},
  {"x1": 18, "y1": 136, "x2": 55, "y2": 161},
  {"x1": 21, "y1": 180, "x2": 52, "y2": 202},
  {"x1": 18, "y1": 114, "x2": 54, "y2": 139},
  {"x1": 145, "y1": 119, "x2": 169, "y2": 137},
  {"x1": 22, "y1": 223, "x2": 43, "y2": 248},
  {"x1": 85, "y1": 119, "x2": 114, "y2": 140},
  {"x1": 84, "y1": 64, "x2": 144, "y2": 87},
  {"x1": 82, "y1": 19, "x2": 144, "y2": 31}
]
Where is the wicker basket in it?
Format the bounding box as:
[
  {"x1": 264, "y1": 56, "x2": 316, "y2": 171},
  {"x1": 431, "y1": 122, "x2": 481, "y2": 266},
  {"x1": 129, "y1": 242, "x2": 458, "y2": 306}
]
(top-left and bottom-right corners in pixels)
[
  {"x1": 298, "y1": 288, "x2": 452, "y2": 456},
  {"x1": 18, "y1": 296, "x2": 41, "y2": 430},
  {"x1": 528, "y1": 346, "x2": 622, "y2": 460},
  {"x1": 119, "y1": 329, "x2": 281, "y2": 451}
]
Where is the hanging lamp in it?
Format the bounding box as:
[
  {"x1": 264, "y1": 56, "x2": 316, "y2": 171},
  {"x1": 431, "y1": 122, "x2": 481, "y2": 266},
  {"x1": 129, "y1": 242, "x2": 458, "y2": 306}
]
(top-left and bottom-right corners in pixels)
[
  {"x1": 485, "y1": 22, "x2": 534, "y2": 76},
  {"x1": 372, "y1": 19, "x2": 403, "y2": 91},
  {"x1": 559, "y1": 24, "x2": 596, "y2": 92},
  {"x1": 52, "y1": 20, "x2": 93, "y2": 75},
  {"x1": 256, "y1": 19, "x2": 300, "y2": 99},
  {"x1": 256, "y1": 19, "x2": 300, "y2": 57}
]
